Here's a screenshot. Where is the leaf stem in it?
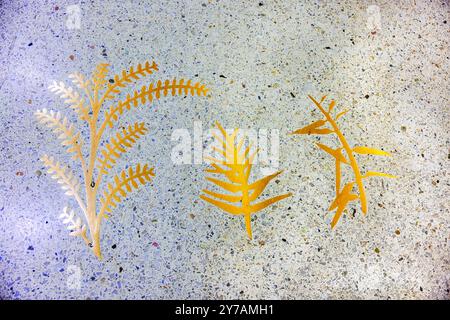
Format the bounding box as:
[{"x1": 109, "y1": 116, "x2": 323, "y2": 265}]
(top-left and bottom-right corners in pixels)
[
  {"x1": 308, "y1": 95, "x2": 367, "y2": 214},
  {"x1": 80, "y1": 227, "x2": 91, "y2": 246},
  {"x1": 335, "y1": 158, "x2": 341, "y2": 195},
  {"x1": 83, "y1": 90, "x2": 103, "y2": 257},
  {"x1": 239, "y1": 167, "x2": 252, "y2": 239}
]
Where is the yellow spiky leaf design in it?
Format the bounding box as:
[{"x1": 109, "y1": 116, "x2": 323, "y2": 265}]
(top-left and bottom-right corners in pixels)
[
  {"x1": 35, "y1": 109, "x2": 84, "y2": 160},
  {"x1": 36, "y1": 60, "x2": 208, "y2": 259},
  {"x1": 97, "y1": 122, "x2": 148, "y2": 175},
  {"x1": 201, "y1": 122, "x2": 292, "y2": 239},
  {"x1": 99, "y1": 164, "x2": 154, "y2": 215},
  {"x1": 291, "y1": 95, "x2": 396, "y2": 229}
]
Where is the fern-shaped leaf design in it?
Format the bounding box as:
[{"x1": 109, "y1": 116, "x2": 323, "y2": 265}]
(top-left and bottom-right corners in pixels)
[
  {"x1": 291, "y1": 96, "x2": 396, "y2": 228},
  {"x1": 328, "y1": 182, "x2": 359, "y2": 229},
  {"x1": 316, "y1": 143, "x2": 348, "y2": 164},
  {"x1": 103, "y1": 78, "x2": 209, "y2": 128},
  {"x1": 41, "y1": 155, "x2": 84, "y2": 199},
  {"x1": 48, "y1": 82, "x2": 89, "y2": 121},
  {"x1": 200, "y1": 122, "x2": 291, "y2": 239},
  {"x1": 68, "y1": 73, "x2": 91, "y2": 90},
  {"x1": 363, "y1": 171, "x2": 397, "y2": 179},
  {"x1": 249, "y1": 194, "x2": 292, "y2": 214},
  {"x1": 102, "y1": 61, "x2": 159, "y2": 100},
  {"x1": 291, "y1": 119, "x2": 333, "y2": 135},
  {"x1": 37, "y1": 60, "x2": 208, "y2": 258},
  {"x1": 315, "y1": 143, "x2": 349, "y2": 194},
  {"x1": 328, "y1": 100, "x2": 336, "y2": 112},
  {"x1": 335, "y1": 109, "x2": 349, "y2": 120},
  {"x1": 35, "y1": 109, "x2": 84, "y2": 160},
  {"x1": 59, "y1": 206, "x2": 87, "y2": 237},
  {"x1": 99, "y1": 164, "x2": 154, "y2": 215},
  {"x1": 97, "y1": 122, "x2": 148, "y2": 175},
  {"x1": 353, "y1": 146, "x2": 391, "y2": 156},
  {"x1": 91, "y1": 63, "x2": 110, "y2": 92}
]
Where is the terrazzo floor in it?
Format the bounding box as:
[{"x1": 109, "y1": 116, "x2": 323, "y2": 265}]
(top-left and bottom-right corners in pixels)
[{"x1": 0, "y1": 0, "x2": 449, "y2": 299}]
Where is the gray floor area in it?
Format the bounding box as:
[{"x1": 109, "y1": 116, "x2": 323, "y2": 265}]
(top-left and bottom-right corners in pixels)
[{"x1": 0, "y1": 0, "x2": 448, "y2": 299}]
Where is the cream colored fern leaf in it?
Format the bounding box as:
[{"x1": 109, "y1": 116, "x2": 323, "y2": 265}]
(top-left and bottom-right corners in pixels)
[
  {"x1": 59, "y1": 206, "x2": 88, "y2": 240},
  {"x1": 40, "y1": 155, "x2": 86, "y2": 214},
  {"x1": 35, "y1": 110, "x2": 84, "y2": 161},
  {"x1": 37, "y1": 60, "x2": 208, "y2": 259},
  {"x1": 99, "y1": 164, "x2": 154, "y2": 216},
  {"x1": 48, "y1": 82, "x2": 89, "y2": 121}
]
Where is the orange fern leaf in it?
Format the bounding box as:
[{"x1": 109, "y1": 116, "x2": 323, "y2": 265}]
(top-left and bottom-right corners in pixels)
[
  {"x1": 103, "y1": 78, "x2": 209, "y2": 128},
  {"x1": 102, "y1": 61, "x2": 159, "y2": 100},
  {"x1": 91, "y1": 63, "x2": 110, "y2": 92},
  {"x1": 291, "y1": 119, "x2": 333, "y2": 135},
  {"x1": 328, "y1": 182, "x2": 359, "y2": 229},
  {"x1": 201, "y1": 122, "x2": 291, "y2": 239},
  {"x1": 353, "y1": 146, "x2": 391, "y2": 156},
  {"x1": 316, "y1": 143, "x2": 348, "y2": 164},
  {"x1": 292, "y1": 96, "x2": 396, "y2": 228},
  {"x1": 363, "y1": 171, "x2": 397, "y2": 179},
  {"x1": 69, "y1": 72, "x2": 91, "y2": 90},
  {"x1": 97, "y1": 122, "x2": 148, "y2": 175},
  {"x1": 316, "y1": 143, "x2": 349, "y2": 195},
  {"x1": 335, "y1": 109, "x2": 349, "y2": 120},
  {"x1": 99, "y1": 164, "x2": 154, "y2": 215}
]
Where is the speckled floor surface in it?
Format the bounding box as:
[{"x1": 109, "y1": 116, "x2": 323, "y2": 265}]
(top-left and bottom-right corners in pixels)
[{"x1": 0, "y1": 0, "x2": 449, "y2": 300}]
